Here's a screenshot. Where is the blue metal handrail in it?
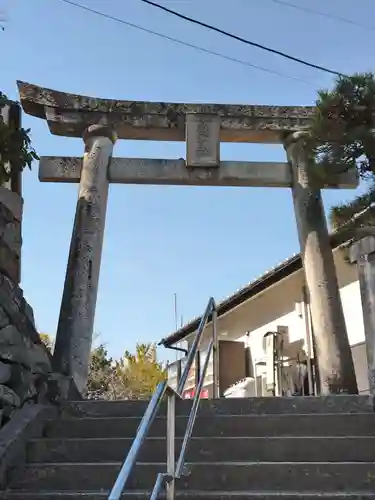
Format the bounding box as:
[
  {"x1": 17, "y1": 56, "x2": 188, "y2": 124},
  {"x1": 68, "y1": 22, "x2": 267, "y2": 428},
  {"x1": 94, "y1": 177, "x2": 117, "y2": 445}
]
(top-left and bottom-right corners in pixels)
[
  {"x1": 108, "y1": 297, "x2": 218, "y2": 500},
  {"x1": 108, "y1": 381, "x2": 168, "y2": 500}
]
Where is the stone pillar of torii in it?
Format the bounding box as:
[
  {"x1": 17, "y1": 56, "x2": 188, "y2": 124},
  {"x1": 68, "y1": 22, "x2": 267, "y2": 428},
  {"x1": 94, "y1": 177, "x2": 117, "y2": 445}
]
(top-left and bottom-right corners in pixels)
[{"x1": 17, "y1": 81, "x2": 358, "y2": 396}]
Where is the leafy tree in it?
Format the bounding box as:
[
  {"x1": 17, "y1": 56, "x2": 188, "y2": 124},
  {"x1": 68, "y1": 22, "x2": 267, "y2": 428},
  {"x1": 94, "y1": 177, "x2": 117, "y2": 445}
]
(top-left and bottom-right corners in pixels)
[
  {"x1": 39, "y1": 333, "x2": 54, "y2": 351},
  {"x1": 0, "y1": 92, "x2": 39, "y2": 185},
  {"x1": 330, "y1": 183, "x2": 375, "y2": 232},
  {"x1": 86, "y1": 342, "x2": 166, "y2": 400},
  {"x1": 111, "y1": 343, "x2": 166, "y2": 400},
  {"x1": 310, "y1": 73, "x2": 375, "y2": 232},
  {"x1": 309, "y1": 73, "x2": 375, "y2": 177},
  {"x1": 87, "y1": 344, "x2": 114, "y2": 399}
]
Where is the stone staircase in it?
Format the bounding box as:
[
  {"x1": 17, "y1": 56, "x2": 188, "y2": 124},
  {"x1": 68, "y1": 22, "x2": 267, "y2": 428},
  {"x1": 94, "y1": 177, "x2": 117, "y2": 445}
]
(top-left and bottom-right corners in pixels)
[{"x1": 2, "y1": 395, "x2": 375, "y2": 499}]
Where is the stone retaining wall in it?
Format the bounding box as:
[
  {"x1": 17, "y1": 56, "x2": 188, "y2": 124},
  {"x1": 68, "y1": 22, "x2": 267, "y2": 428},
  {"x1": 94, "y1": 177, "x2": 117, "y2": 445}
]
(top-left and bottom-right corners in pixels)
[
  {"x1": 0, "y1": 185, "x2": 22, "y2": 285},
  {"x1": 0, "y1": 187, "x2": 53, "y2": 425}
]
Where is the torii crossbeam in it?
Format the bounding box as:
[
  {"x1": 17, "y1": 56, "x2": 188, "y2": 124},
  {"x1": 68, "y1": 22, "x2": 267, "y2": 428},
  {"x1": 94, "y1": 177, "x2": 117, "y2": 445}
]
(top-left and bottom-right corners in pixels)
[
  {"x1": 39, "y1": 156, "x2": 356, "y2": 188},
  {"x1": 18, "y1": 81, "x2": 314, "y2": 143},
  {"x1": 18, "y1": 80, "x2": 359, "y2": 396}
]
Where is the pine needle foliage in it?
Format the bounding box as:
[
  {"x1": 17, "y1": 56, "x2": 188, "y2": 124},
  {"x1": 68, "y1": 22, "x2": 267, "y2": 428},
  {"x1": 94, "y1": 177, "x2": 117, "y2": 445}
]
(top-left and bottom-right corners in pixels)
[{"x1": 311, "y1": 73, "x2": 375, "y2": 177}]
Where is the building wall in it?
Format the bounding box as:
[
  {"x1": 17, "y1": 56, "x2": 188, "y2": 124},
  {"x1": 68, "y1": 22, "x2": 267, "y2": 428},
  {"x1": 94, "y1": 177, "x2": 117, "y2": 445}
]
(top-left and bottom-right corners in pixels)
[{"x1": 184, "y1": 246, "x2": 368, "y2": 394}]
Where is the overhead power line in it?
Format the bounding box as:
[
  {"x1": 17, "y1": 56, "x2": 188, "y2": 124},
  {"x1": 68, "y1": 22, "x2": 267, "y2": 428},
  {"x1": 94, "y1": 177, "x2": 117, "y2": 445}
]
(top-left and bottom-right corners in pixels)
[
  {"x1": 57, "y1": 0, "x2": 317, "y2": 86},
  {"x1": 140, "y1": 0, "x2": 347, "y2": 77},
  {"x1": 268, "y1": 0, "x2": 375, "y2": 32}
]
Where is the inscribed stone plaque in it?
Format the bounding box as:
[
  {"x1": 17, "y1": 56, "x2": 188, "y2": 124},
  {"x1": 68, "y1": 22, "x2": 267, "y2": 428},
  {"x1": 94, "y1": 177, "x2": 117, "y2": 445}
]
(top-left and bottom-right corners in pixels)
[{"x1": 186, "y1": 113, "x2": 220, "y2": 168}]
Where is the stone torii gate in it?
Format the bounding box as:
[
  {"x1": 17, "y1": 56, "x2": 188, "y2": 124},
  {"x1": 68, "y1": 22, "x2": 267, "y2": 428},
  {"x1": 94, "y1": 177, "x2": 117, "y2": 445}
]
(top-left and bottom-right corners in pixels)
[{"x1": 18, "y1": 81, "x2": 358, "y2": 396}]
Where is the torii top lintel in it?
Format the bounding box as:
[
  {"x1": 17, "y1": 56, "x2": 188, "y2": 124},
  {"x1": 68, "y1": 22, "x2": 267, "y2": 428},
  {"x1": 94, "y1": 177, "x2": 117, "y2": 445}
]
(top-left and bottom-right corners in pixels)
[{"x1": 17, "y1": 81, "x2": 314, "y2": 144}]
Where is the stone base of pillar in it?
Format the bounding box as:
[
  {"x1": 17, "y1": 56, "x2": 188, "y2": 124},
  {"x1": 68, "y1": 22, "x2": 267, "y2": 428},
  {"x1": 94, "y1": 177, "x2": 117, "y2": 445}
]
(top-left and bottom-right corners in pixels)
[{"x1": 46, "y1": 373, "x2": 82, "y2": 403}]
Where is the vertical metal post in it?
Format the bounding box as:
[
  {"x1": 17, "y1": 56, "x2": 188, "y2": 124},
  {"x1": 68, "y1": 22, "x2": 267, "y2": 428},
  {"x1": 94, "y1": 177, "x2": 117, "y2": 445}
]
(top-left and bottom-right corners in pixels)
[
  {"x1": 272, "y1": 333, "x2": 277, "y2": 396},
  {"x1": 308, "y1": 300, "x2": 321, "y2": 396},
  {"x1": 212, "y1": 309, "x2": 220, "y2": 398},
  {"x1": 302, "y1": 285, "x2": 314, "y2": 396},
  {"x1": 195, "y1": 351, "x2": 201, "y2": 392},
  {"x1": 177, "y1": 359, "x2": 182, "y2": 389},
  {"x1": 166, "y1": 390, "x2": 176, "y2": 500}
]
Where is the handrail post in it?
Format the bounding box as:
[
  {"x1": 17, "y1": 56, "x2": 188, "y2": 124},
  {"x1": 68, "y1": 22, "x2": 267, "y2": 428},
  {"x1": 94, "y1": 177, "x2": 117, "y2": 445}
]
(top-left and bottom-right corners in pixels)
[
  {"x1": 166, "y1": 389, "x2": 176, "y2": 500},
  {"x1": 175, "y1": 338, "x2": 214, "y2": 477},
  {"x1": 212, "y1": 308, "x2": 220, "y2": 398},
  {"x1": 108, "y1": 381, "x2": 167, "y2": 500},
  {"x1": 177, "y1": 297, "x2": 214, "y2": 394},
  {"x1": 195, "y1": 350, "x2": 201, "y2": 390},
  {"x1": 177, "y1": 359, "x2": 182, "y2": 388},
  {"x1": 109, "y1": 298, "x2": 219, "y2": 500}
]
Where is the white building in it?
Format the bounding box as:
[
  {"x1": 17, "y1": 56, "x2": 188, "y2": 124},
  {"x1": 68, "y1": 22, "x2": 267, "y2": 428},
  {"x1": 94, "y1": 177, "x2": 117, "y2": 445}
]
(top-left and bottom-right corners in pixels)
[{"x1": 161, "y1": 232, "x2": 368, "y2": 397}]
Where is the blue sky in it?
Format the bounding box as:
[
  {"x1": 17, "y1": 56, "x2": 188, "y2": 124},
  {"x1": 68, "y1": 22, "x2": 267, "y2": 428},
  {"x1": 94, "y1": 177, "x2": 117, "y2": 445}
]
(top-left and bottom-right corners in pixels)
[{"x1": 1, "y1": 0, "x2": 374, "y2": 362}]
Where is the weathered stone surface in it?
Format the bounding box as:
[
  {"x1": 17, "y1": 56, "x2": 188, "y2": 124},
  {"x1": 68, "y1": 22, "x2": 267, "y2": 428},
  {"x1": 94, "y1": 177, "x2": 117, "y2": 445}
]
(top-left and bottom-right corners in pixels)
[
  {"x1": 0, "y1": 202, "x2": 21, "y2": 255},
  {"x1": 0, "y1": 101, "x2": 11, "y2": 188},
  {"x1": 32, "y1": 374, "x2": 50, "y2": 404},
  {"x1": 0, "y1": 404, "x2": 57, "y2": 489},
  {"x1": 0, "y1": 191, "x2": 23, "y2": 284},
  {"x1": 17, "y1": 80, "x2": 314, "y2": 143},
  {"x1": 26, "y1": 435, "x2": 375, "y2": 464},
  {"x1": 29, "y1": 343, "x2": 51, "y2": 375},
  {"x1": 0, "y1": 325, "x2": 29, "y2": 366},
  {"x1": 10, "y1": 459, "x2": 375, "y2": 493},
  {"x1": 0, "y1": 240, "x2": 19, "y2": 285},
  {"x1": 0, "y1": 326, "x2": 50, "y2": 374},
  {"x1": 0, "y1": 268, "x2": 53, "y2": 412},
  {"x1": 23, "y1": 303, "x2": 35, "y2": 327},
  {"x1": 0, "y1": 305, "x2": 10, "y2": 329},
  {"x1": 4, "y1": 396, "x2": 375, "y2": 497},
  {"x1": 0, "y1": 181, "x2": 59, "y2": 419},
  {"x1": 349, "y1": 234, "x2": 375, "y2": 403},
  {"x1": 0, "y1": 221, "x2": 21, "y2": 256},
  {"x1": 46, "y1": 373, "x2": 82, "y2": 403},
  {"x1": 0, "y1": 102, "x2": 22, "y2": 195},
  {"x1": 186, "y1": 113, "x2": 220, "y2": 167},
  {"x1": 0, "y1": 274, "x2": 38, "y2": 344},
  {"x1": 0, "y1": 336, "x2": 51, "y2": 409},
  {"x1": 52, "y1": 129, "x2": 114, "y2": 395},
  {"x1": 39, "y1": 156, "x2": 359, "y2": 189},
  {"x1": 0, "y1": 275, "x2": 23, "y2": 328},
  {"x1": 0, "y1": 362, "x2": 11, "y2": 384},
  {"x1": 285, "y1": 132, "x2": 357, "y2": 394},
  {"x1": 8, "y1": 364, "x2": 38, "y2": 402},
  {"x1": 0, "y1": 186, "x2": 23, "y2": 222},
  {"x1": 0, "y1": 324, "x2": 24, "y2": 347},
  {"x1": 0, "y1": 385, "x2": 20, "y2": 408},
  {"x1": 0, "y1": 346, "x2": 28, "y2": 367}
]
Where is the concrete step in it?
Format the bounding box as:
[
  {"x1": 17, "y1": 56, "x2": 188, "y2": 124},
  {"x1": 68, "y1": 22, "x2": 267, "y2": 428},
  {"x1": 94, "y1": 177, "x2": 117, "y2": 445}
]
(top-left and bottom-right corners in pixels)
[
  {"x1": 4, "y1": 492, "x2": 375, "y2": 500},
  {"x1": 45, "y1": 413, "x2": 375, "y2": 439},
  {"x1": 27, "y1": 436, "x2": 375, "y2": 464},
  {"x1": 62, "y1": 396, "x2": 372, "y2": 418},
  {"x1": 8, "y1": 462, "x2": 375, "y2": 492},
  {"x1": 3, "y1": 492, "x2": 375, "y2": 500}
]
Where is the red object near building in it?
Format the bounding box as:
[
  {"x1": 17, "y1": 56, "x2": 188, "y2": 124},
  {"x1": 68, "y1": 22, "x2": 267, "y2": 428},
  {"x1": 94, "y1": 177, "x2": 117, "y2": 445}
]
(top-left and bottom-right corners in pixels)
[{"x1": 183, "y1": 388, "x2": 209, "y2": 399}]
